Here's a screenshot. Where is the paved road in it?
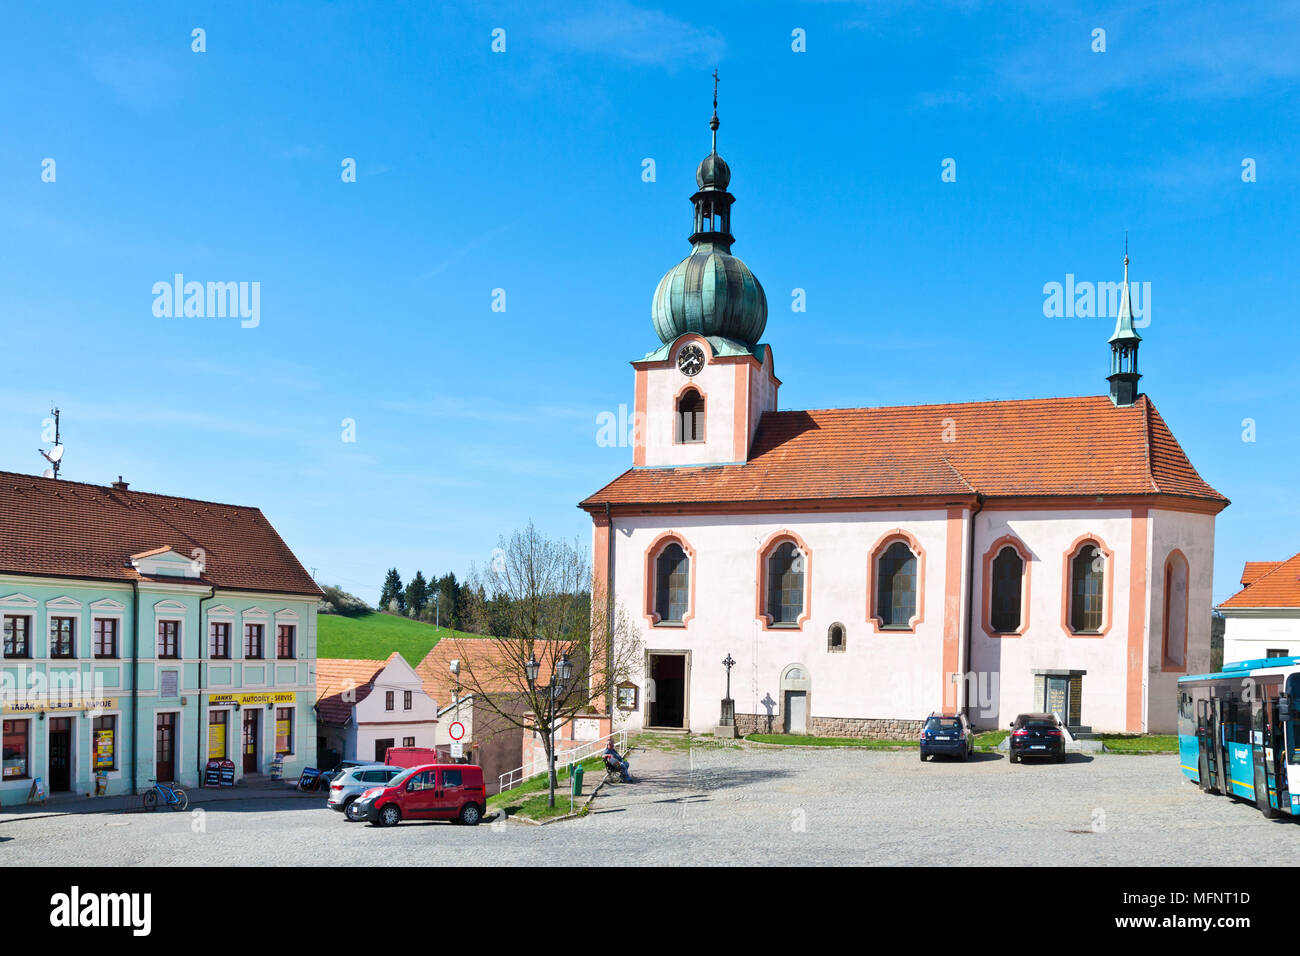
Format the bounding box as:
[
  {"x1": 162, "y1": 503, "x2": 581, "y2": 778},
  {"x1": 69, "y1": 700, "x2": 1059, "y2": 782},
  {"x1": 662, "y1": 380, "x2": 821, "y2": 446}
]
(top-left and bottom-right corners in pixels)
[{"x1": 1, "y1": 744, "x2": 1294, "y2": 866}]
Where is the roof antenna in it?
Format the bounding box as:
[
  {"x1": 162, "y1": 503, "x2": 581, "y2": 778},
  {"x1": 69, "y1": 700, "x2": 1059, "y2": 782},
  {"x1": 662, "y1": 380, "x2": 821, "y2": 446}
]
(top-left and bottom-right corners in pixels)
[
  {"x1": 710, "y1": 69, "x2": 720, "y2": 154},
  {"x1": 38, "y1": 406, "x2": 63, "y2": 479}
]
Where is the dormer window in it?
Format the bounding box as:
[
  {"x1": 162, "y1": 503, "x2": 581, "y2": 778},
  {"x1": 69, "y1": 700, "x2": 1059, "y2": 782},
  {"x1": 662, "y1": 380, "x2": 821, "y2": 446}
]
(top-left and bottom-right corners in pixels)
[{"x1": 676, "y1": 388, "x2": 705, "y2": 443}]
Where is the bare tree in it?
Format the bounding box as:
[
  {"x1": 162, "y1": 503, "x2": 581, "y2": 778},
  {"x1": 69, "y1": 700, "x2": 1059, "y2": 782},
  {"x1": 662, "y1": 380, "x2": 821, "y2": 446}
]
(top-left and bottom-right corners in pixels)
[{"x1": 461, "y1": 521, "x2": 640, "y2": 809}]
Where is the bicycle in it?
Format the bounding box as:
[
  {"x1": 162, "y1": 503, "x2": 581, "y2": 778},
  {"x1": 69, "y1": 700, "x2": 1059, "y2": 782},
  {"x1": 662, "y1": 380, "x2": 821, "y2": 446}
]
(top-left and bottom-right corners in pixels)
[{"x1": 143, "y1": 778, "x2": 189, "y2": 812}]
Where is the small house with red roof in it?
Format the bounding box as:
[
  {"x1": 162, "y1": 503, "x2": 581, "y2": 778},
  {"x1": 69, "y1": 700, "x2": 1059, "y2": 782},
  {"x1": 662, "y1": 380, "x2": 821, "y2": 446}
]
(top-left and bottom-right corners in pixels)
[
  {"x1": 1218, "y1": 556, "x2": 1300, "y2": 664},
  {"x1": 579, "y1": 105, "x2": 1227, "y2": 737},
  {"x1": 315, "y1": 652, "x2": 441, "y2": 767}
]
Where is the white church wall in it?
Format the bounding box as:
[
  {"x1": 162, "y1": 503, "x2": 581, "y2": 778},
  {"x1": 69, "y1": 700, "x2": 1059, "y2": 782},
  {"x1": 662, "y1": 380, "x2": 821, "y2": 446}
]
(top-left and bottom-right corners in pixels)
[{"x1": 1147, "y1": 509, "x2": 1216, "y2": 732}]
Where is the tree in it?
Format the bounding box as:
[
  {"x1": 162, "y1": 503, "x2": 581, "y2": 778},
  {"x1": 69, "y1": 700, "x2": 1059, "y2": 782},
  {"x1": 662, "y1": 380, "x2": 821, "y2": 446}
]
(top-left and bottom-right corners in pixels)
[
  {"x1": 317, "y1": 585, "x2": 370, "y2": 616},
  {"x1": 379, "y1": 568, "x2": 405, "y2": 616},
  {"x1": 461, "y1": 521, "x2": 640, "y2": 809},
  {"x1": 405, "y1": 571, "x2": 429, "y2": 618}
]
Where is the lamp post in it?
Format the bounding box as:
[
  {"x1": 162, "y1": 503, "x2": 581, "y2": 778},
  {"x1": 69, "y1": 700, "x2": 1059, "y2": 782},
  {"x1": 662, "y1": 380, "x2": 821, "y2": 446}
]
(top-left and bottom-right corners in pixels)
[
  {"x1": 449, "y1": 659, "x2": 462, "y2": 759},
  {"x1": 525, "y1": 648, "x2": 572, "y2": 808},
  {"x1": 433, "y1": 591, "x2": 440, "y2": 631}
]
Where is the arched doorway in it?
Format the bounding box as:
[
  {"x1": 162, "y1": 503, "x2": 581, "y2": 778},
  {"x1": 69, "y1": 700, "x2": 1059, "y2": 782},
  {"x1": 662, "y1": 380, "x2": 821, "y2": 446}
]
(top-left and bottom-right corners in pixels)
[{"x1": 780, "y1": 664, "x2": 811, "y2": 735}]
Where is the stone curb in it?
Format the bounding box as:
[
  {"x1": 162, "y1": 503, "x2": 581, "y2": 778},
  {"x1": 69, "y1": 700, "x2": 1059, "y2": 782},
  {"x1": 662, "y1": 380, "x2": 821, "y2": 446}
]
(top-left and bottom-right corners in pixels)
[{"x1": 0, "y1": 786, "x2": 323, "y2": 825}]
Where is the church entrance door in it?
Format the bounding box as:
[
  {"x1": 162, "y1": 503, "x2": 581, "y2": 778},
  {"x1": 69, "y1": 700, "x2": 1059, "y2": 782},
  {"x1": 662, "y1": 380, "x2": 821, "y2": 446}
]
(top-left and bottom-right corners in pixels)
[{"x1": 648, "y1": 652, "x2": 687, "y2": 729}]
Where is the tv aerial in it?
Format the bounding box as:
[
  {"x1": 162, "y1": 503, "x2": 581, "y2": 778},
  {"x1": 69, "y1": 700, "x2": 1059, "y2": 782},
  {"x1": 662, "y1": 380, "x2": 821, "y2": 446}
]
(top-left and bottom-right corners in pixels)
[{"x1": 38, "y1": 406, "x2": 64, "y2": 479}]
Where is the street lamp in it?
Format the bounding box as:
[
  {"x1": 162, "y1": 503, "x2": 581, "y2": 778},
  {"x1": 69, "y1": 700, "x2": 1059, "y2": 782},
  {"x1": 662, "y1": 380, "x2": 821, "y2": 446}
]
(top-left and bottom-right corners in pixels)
[
  {"x1": 449, "y1": 659, "x2": 461, "y2": 725},
  {"x1": 524, "y1": 647, "x2": 571, "y2": 807}
]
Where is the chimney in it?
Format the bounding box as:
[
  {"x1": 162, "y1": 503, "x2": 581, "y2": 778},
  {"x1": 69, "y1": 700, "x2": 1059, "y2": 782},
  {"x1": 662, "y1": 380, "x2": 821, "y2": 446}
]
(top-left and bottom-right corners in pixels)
[{"x1": 111, "y1": 476, "x2": 129, "y2": 491}]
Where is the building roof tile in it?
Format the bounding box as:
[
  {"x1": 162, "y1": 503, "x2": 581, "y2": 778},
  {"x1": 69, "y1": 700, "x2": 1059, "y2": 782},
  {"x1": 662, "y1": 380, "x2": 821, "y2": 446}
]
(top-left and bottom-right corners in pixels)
[
  {"x1": 0, "y1": 471, "x2": 320, "y2": 596},
  {"x1": 1220, "y1": 553, "x2": 1300, "y2": 610}
]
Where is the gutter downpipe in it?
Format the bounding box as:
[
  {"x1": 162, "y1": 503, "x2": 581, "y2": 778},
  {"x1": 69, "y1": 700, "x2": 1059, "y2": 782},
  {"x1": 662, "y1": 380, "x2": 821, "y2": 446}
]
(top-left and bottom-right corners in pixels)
[
  {"x1": 962, "y1": 493, "x2": 985, "y2": 722},
  {"x1": 130, "y1": 579, "x2": 139, "y2": 796},
  {"x1": 196, "y1": 584, "x2": 216, "y2": 783},
  {"x1": 604, "y1": 501, "x2": 615, "y2": 720}
]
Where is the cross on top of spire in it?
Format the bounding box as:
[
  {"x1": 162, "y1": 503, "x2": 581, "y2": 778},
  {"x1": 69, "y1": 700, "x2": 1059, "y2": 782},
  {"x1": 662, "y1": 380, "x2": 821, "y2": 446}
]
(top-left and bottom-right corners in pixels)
[{"x1": 710, "y1": 69, "x2": 720, "y2": 151}]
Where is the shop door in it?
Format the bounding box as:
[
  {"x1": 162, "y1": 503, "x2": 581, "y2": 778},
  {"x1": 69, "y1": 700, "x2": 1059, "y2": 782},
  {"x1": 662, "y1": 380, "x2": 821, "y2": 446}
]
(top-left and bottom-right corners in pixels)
[
  {"x1": 49, "y1": 718, "x2": 72, "y2": 791},
  {"x1": 242, "y1": 709, "x2": 259, "y2": 774},
  {"x1": 155, "y1": 713, "x2": 176, "y2": 782}
]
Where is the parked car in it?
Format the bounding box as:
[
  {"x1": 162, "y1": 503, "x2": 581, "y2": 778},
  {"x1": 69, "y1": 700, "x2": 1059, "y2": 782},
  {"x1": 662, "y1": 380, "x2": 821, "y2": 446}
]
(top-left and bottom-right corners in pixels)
[
  {"x1": 919, "y1": 712, "x2": 973, "y2": 761},
  {"x1": 1008, "y1": 713, "x2": 1066, "y2": 763},
  {"x1": 352, "y1": 763, "x2": 487, "y2": 827},
  {"x1": 327, "y1": 764, "x2": 404, "y2": 816}
]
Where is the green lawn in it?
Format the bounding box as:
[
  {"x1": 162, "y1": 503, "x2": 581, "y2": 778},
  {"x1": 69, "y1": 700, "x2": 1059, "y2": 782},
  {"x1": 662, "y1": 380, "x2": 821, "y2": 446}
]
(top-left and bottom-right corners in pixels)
[
  {"x1": 317, "y1": 611, "x2": 488, "y2": 662},
  {"x1": 489, "y1": 755, "x2": 604, "y2": 821},
  {"x1": 1100, "y1": 734, "x2": 1179, "y2": 753}
]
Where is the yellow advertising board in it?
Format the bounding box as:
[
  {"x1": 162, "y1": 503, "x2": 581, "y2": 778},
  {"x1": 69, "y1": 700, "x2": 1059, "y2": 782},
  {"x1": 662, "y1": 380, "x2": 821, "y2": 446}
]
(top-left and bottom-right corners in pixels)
[
  {"x1": 94, "y1": 730, "x2": 114, "y2": 770},
  {"x1": 208, "y1": 692, "x2": 296, "y2": 706},
  {"x1": 209, "y1": 720, "x2": 227, "y2": 760},
  {"x1": 1, "y1": 697, "x2": 118, "y2": 715}
]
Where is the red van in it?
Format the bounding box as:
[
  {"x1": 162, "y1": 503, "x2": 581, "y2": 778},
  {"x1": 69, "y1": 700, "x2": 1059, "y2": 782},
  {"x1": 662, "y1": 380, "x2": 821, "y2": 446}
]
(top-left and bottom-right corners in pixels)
[{"x1": 353, "y1": 763, "x2": 487, "y2": 827}]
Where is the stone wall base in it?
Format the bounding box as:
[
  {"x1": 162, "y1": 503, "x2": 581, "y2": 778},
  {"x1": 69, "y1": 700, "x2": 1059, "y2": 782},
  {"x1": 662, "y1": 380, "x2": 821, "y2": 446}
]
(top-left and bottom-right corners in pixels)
[{"x1": 735, "y1": 714, "x2": 923, "y2": 740}]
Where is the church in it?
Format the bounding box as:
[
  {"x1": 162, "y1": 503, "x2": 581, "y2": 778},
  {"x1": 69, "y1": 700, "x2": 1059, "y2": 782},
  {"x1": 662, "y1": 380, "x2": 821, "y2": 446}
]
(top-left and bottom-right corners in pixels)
[{"x1": 580, "y1": 93, "x2": 1228, "y2": 737}]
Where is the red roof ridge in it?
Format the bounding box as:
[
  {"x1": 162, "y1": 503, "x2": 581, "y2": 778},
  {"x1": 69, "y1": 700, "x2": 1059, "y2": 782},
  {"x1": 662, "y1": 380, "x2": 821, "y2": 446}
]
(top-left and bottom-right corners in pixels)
[
  {"x1": 773, "y1": 393, "x2": 1110, "y2": 417},
  {"x1": 1140, "y1": 396, "x2": 1160, "y2": 494},
  {"x1": 0, "y1": 469, "x2": 268, "y2": 514}
]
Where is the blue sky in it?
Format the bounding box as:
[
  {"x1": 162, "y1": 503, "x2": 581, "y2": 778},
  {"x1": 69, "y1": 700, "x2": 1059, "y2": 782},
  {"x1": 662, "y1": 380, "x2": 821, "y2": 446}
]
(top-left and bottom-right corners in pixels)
[{"x1": 1, "y1": 1, "x2": 1296, "y2": 605}]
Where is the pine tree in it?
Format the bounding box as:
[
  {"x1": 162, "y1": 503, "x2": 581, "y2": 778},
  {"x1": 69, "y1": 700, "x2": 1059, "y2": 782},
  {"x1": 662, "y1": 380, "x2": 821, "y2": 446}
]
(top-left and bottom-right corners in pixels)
[
  {"x1": 405, "y1": 571, "x2": 429, "y2": 618},
  {"x1": 379, "y1": 568, "x2": 405, "y2": 615}
]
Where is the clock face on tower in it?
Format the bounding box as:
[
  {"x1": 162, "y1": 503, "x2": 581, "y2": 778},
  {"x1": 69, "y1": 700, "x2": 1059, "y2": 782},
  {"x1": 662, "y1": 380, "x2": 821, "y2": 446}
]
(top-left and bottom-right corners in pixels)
[{"x1": 677, "y1": 344, "x2": 705, "y2": 377}]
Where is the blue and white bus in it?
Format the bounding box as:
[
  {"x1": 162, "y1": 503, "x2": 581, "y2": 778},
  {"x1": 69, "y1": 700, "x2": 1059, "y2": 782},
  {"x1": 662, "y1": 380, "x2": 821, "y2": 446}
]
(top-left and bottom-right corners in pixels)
[{"x1": 1178, "y1": 656, "x2": 1300, "y2": 818}]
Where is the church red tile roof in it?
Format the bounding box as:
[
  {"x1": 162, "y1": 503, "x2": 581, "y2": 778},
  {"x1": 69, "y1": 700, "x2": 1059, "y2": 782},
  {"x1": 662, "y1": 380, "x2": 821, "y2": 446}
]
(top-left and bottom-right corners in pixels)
[
  {"x1": 1220, "y1": 553, "x2": 1300, "y2": 610},
  {"x1": 581, "y1": 395, "x2": 1227, "y2": 510},
  {"x1": 0, "y1": 471, "x2": 321, "y2": 596}
]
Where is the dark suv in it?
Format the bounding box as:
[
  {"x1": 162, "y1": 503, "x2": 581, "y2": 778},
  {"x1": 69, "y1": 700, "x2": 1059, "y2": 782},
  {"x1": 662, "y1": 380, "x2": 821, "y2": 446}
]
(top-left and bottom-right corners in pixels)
[
  {"x1": 1008, "y1": 713, "x2": 1066, "y2": 763},
  {"x1": 919, "y1": 712, "x2": 973, "y2": 761}
]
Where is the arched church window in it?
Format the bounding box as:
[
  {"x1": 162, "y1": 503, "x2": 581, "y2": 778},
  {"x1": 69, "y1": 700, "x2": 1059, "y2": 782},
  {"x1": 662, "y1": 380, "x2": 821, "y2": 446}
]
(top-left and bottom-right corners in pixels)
[
  {"x1": 654, "y1": 543, "x2": 690, "y2": 624},
  {"x1": 827, "y1": 622, "x2": 846, "y2": 653},
  {"x1": 766, "y1": 542, "x2": 804, "y2": 626},
  {"x1": 875, "y1": 540, "x2": 918, "y2": 628},
  {"x1": 676, "y1": 388, "x2": 705, "y2": 444},
  {"x1": 1070, "y1": 544, "x2": 1105, "y2": 633},
  {"x1": 1162, "y1": 551, "x2": 1189, "y2": 670},
  {"x1": 990, "y1": 546, "x2": 1025, "y2": 633}
]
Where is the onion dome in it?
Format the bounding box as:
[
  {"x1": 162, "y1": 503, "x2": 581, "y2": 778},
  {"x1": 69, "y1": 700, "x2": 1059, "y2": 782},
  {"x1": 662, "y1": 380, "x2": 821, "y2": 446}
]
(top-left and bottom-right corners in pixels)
[{"x1": 650, "y1": 71, "x2": 767, "y2": 346}]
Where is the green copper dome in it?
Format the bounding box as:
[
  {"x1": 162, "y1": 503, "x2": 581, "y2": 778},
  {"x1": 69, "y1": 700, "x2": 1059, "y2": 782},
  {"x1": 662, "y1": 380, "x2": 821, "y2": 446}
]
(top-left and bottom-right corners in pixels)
[
  {"x1": 650, "y1": 85, "x2": 766, "y2": 347},
  {"x1": 652, "y1": 241, "x2": 767, "y2": 345}
]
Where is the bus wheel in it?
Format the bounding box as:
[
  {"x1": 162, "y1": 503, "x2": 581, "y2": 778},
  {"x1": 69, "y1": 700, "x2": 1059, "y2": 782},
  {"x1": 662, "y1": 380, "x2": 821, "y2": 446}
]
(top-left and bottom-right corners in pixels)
[{"x1": 1198, "y1": 754, "x2": 1219, "y2": 795}]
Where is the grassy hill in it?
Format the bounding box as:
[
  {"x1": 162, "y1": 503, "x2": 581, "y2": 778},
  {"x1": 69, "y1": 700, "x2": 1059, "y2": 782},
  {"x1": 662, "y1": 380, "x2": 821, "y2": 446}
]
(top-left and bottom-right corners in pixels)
[{"x1": 317, "y1": 612, "x2": 487, "y2": 663}]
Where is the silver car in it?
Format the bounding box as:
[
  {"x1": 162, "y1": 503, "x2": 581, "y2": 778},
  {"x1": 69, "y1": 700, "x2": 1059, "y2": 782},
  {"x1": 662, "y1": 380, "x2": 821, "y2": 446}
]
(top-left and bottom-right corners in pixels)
[{"x1": 327, "y1": 764, "x2": 403, "y2": 816}]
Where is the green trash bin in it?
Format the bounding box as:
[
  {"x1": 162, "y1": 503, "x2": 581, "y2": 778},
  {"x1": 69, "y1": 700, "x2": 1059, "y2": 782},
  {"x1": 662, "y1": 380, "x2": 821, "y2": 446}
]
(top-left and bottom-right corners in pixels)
[{"x1": 571, "y1": 763, "x2": 584, "y2": 797}]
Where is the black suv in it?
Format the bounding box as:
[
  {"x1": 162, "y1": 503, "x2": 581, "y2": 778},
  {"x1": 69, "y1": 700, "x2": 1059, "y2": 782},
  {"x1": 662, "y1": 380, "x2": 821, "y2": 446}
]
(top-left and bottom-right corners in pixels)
[
  {"x1": 919, "y1": 712, "x2": 973, "y2": 761},
  {"x1": 1007, "y1": 713, "x2": 1066, "y2": 763}
]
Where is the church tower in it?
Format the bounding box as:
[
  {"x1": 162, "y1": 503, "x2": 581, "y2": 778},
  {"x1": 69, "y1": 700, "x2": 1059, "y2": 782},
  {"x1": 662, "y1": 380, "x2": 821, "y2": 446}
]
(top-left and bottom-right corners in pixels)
[
  {"x1": 1107, "y1": 250, "x2": 1142, "y2": 407},
  {"x1": 632, "y1": 73, "x2": 779, "y2": 468}
]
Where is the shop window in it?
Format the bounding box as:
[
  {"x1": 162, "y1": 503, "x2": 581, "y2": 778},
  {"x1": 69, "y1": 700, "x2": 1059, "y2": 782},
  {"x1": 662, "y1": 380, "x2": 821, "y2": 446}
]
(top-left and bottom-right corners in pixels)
[
  {"x1": 93, "y1": 618, "x2": 119, "y2": 658},
  {"x1": 209, "y1": 710, "x2": 229, "y2": 760},
  {"x1": 2, "y1": 719, "x2": 30, "y2": 779},
  {"x1": 3, "y1": 615, "x2": 31, "y2": 658},
  {"x1": 275, "y1": 707, "x2": 293, "y2": 756},
  {"x1": 93, "y1": 715, "x2": 117, "y2": 771}
]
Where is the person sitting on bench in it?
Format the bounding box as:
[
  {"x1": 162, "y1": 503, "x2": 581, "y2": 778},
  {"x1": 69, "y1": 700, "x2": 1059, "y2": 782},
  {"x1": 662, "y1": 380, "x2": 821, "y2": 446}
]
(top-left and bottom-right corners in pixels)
[{"x1": 603, "y1": 741, "x2": 632, "y2": 782}]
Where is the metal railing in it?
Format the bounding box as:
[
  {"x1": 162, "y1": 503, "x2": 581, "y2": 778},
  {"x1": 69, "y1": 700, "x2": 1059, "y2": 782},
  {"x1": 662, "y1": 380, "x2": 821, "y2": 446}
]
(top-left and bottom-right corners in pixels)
[{"x1": 497, "y1": 728, "x2": 627, "y2": 795}]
